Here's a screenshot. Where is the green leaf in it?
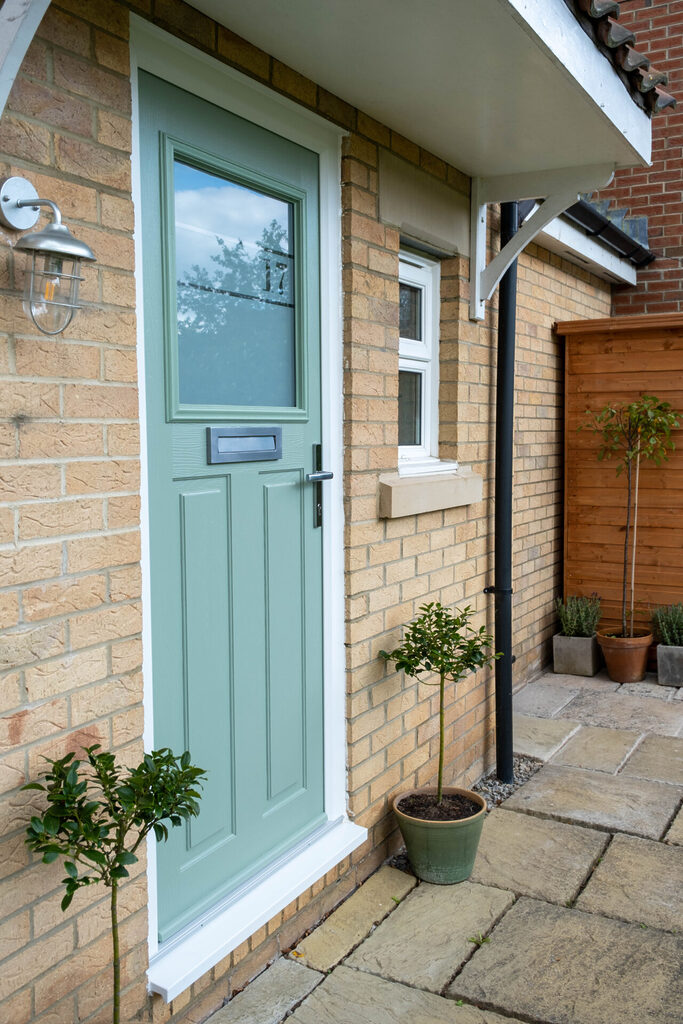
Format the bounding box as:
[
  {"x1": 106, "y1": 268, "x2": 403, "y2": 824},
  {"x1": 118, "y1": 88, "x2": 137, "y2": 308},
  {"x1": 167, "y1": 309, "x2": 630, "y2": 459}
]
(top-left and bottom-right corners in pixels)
[
  {"x1": 42, "y1": 849, "x2": 60, "y2": 864},
  {"x1": 64, "y1": 862, "x2": 78, "y2": 879},
  {"x1": 61, "y1": 891, "x2": 74, "y2": 912},
  {"x1": 117, "y1": 851, "x2": 138, "y2": 865}
]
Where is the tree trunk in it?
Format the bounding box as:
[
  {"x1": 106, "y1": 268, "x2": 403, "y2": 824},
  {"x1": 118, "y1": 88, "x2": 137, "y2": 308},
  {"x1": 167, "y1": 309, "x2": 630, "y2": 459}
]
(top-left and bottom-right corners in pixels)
[
  {"x1": 437, "y1": 670, "x2": 445, "y2": 804},
  {"x1": 111, "y1": 881, "x2": 120, "y2": 1024},
  {"x1": 629, "y1": 449, "x2": 641, "y2": 638},
  {"x1": 622, "y1": 459, "x2": 632, "y2": 639}
]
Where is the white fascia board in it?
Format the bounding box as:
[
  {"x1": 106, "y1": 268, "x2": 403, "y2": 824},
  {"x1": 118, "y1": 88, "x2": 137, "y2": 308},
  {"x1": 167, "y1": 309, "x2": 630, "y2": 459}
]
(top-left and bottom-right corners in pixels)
[
  {"x1": 533, "y1": 209, "x2": 637, "y2": 285},
  {"x1": 537, "y1": 217, "x2": 637, "y2": 285},
  {"x1": 504, "y1": 0, "x2": 651, "y2": 168},
  {"x1": 0, "y1": 0, "x2": 50, "y2": 118}
]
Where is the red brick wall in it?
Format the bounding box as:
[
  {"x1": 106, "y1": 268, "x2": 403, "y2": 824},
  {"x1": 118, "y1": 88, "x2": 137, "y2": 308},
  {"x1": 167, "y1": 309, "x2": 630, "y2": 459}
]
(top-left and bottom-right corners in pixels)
[{"x1": 595, "y1": 0, "x2": 683, "y2": 315}]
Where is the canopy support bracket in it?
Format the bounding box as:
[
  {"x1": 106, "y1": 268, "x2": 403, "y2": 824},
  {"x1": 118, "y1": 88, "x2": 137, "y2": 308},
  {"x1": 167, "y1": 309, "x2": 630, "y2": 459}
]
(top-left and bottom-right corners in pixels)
[{"x1": 469, "y1": 163, "x2": 615, "y2": 321}]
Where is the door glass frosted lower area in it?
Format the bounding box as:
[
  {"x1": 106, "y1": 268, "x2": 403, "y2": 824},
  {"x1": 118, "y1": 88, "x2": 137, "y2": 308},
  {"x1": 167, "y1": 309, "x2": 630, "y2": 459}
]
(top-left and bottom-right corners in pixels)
[{"x1": 174, "y1": 160, "x2": 296, "y2": 407}]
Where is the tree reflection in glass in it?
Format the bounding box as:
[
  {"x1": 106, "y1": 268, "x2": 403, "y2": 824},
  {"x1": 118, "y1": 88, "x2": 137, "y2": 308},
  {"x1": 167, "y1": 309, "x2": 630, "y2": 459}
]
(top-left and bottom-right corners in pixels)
[{"x1": 174, "y1": 160, "x2": 296, "y2": 408}]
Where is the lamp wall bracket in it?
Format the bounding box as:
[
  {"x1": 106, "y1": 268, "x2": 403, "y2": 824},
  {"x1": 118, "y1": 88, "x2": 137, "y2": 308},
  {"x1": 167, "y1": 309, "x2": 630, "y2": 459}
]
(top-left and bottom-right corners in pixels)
[
  {"x1": 469, "y1": 163, "x2": 615, "y2": 321},
  {"x1": 0, "y1": 175, "x2": 41, "y2": 231}
]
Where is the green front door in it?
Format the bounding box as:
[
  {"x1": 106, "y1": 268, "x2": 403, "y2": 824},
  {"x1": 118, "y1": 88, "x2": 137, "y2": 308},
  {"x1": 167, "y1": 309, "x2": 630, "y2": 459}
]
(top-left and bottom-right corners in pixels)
[{"x1": 139, "y1": 71, "x2": 325, "y2": 942}]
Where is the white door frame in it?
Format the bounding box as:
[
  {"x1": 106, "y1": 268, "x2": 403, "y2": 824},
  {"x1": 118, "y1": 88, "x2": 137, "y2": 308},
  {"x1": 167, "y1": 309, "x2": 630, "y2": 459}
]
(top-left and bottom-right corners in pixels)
[{"x1": 129, "y1": 14, "x2": 365, "y2": 1001}]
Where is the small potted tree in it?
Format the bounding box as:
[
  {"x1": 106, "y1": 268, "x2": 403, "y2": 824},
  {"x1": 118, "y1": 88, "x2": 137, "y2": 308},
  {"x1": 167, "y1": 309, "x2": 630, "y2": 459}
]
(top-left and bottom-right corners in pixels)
[
  {"x1": 651, "y1": 603, "x2": 683, "y2": 686},
  {"x1": 553, "y1": 594, "x2": 602, "y2": 676},
  {"x1": 23, "y1": 745, "x2": 206, "y2": 1024},
  {"x1": 581, "y1": 395, "x2": 679, "y2": 682},
  {"x1": 380, "y1": 602, "x2": 498, "y2": 884}
]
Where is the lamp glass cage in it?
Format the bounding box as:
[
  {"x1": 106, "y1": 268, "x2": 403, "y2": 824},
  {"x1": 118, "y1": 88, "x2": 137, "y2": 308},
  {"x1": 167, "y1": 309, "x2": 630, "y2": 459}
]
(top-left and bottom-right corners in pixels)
[{"x1": 23, "y1": 249, "x2": 84, "y2": 335}]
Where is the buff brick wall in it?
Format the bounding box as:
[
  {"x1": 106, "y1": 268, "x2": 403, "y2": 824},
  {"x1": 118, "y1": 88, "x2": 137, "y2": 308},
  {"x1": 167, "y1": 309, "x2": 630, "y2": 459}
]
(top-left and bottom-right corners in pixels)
[{"x1": 0, "y1": 2, "x2": 611, "y2": 1022}]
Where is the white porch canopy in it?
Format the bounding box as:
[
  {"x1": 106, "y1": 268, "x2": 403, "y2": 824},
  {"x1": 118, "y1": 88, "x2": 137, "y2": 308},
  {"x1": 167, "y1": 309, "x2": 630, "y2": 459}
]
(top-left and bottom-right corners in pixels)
[{"x1": 189, "y1": 0, "x2": 652, "y2": 317}]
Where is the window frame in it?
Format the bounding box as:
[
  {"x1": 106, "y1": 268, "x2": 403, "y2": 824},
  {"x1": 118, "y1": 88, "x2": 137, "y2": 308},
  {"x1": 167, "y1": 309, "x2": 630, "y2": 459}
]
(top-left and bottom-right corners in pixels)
[{"x1": 398, "y1": 251, "x2": 456, "y2": 476}]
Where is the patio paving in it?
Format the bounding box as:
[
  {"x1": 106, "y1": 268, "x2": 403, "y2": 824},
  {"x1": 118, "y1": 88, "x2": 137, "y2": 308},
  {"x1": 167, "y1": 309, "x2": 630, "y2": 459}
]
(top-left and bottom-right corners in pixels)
[
  {"x1": 555, "y1": 687, "x2": 683, "y2": 736},
  {"x1": 345, "y1": 881, "x2": 513, "y2": 992},
  {"x1": 576, "y1": 833, "x2": 683, "y2": 931},
  {"x1": 206, "y1": 669, "x2": 682, "y2": 1024},
  {"x1": 450, "y1": 898, "x2": 683, "y2": 1024},
  {"x1": 504, "y1": 762, "x2": 680, "y2": 838},
  {"x1": 469, "y1": 808, "x2": 607, "y2": 903},
  {"x1": 549, "y1": 724, "x2": 640, "y2": 773},
  {"x1": 511, "y1": 712, "x2": 579, "y2": 759},
  {"x1": 619, "y1": 734, "x2": 683, "y2": 786},
  {"x1": 287, "y1": 966, "x2": 526, "y2": 1024}
]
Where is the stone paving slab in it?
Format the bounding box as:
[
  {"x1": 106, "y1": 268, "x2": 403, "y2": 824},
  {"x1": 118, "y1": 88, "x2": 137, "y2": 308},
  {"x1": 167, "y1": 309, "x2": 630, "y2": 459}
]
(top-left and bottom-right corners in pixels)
[
  {"x1": 557, "y1": 689, "x2": 683, "y2": 736},
  {"x1": 513, "y1": 680, "x2": 578, "y2": 718},
  {"x1": 550, "y1": 724, "x2": 640, "y2": 773},
  {"x1": 291, "y1": 866, "x2": 416, "y2": 971},
  {"x1": 665, "y1": 807, "x2": 683, "y2": 845},
  {"x1": 504, "y1": 764, "x2": 680, "y2": 839},
  {"x1": 512, "y1": 713, "x2": 579, "y2": 760},
  {"x1": 548, "y1": 671, "x2": 618, "y2": 691},
  {"x1": 208, "y1": 958, "x2": 321, "y2": 1024},
  {"x1": 450, "y1": 897, "x2": 683, "y2": 1024},
  {"x1": 346, "y1": 881, "x2": 513, "y2": 993},
  {"x1": 470, "y1": 808, "x2": 607, "y2": 903},
  {"x1": 288, "y1": 966, "x2": 527, "y2": 1024},
  {"x1": 619, "y1": 734, "x2": 683, "y2": 786},
  {"x1": 576, "y1": 833, "x2": 683, "y2": 932},
  {"x1": 618, "y1": 681, "x2": 676, "y2": 701}
]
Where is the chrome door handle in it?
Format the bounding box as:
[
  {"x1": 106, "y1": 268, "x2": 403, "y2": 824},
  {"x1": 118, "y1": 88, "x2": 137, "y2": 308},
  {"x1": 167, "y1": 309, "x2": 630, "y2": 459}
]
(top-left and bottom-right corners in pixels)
[{"x1": 306, "y1": 470, "x2": 333, "y2": 482}]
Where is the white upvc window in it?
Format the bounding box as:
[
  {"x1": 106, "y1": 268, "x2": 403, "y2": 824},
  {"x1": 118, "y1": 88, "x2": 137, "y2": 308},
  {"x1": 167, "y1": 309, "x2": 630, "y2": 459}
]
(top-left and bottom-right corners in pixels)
[{"x1": 398, "y1": 251, "x2": 456, "y2": 476}]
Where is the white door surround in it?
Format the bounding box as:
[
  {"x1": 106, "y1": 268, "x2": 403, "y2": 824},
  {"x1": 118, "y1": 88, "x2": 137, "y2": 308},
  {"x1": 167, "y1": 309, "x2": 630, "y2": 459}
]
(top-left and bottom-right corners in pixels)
[{"x1": 129, "y1": 14, "x2": 365, "y2": 1001}]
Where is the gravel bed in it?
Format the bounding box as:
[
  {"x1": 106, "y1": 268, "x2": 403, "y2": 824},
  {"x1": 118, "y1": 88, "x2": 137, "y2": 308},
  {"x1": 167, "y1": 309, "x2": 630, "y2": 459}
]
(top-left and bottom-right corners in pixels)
[{"x1": 472, "y1": 753, "x2": 542, "y2": 808}]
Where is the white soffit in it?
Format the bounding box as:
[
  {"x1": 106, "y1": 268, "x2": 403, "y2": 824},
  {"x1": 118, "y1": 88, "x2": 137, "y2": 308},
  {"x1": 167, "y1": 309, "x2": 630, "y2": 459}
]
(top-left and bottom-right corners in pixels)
[{"x1": 188, "y1": 0, "x2": 651, "y2": 177}]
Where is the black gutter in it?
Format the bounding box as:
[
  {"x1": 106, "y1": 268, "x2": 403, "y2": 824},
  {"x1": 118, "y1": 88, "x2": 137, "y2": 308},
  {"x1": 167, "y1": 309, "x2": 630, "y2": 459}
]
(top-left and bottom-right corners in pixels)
[
  {"x1": 564, "y1": 199, "x2": 656, "y2": 267},
  {"x1": 490, "y1": 201, "x2": 518, "y2": 785}
]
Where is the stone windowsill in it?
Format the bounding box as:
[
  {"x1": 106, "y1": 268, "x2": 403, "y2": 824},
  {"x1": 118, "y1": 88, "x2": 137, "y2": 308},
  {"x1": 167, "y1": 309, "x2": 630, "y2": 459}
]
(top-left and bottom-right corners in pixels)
[{"x1": 378, "y1": 467, "x2": 483, "y2": 519}]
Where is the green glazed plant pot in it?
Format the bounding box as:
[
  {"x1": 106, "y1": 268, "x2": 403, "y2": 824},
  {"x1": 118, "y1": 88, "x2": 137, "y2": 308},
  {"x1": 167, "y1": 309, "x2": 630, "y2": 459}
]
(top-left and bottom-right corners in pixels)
[{"x1": 393, "y1": 786, "x2": 487, "y2": 885}]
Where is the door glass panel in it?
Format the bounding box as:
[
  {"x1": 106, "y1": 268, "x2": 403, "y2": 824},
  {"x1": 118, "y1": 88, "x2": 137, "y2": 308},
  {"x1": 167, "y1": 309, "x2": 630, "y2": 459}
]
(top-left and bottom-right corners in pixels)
[
  {"x1": 174, "y1": 160, "x2": 296, "y2": 408},
  {"x1": 398, "y1": 370, "x2": 422, "y2": 445},
  {"x1": 399, "y1": 283, "x2": 422, "y2": 341}
]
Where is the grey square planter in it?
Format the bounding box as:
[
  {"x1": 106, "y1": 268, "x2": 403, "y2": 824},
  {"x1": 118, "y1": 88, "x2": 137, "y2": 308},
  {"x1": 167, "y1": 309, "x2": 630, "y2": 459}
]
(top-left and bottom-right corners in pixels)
[
  {"x1": 553, "y1": 633, "x2": 601, "y2": 677},
  {"x1": 656, "y1": 645, "x2": 683, "y2": 686}
]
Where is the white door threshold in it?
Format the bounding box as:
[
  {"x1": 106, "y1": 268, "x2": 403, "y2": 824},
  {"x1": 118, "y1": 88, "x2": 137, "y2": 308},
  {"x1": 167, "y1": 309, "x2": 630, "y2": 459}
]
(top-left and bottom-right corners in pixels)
[{"x1": 147, "y1": 817, "x2": 366, "y2": 1001}]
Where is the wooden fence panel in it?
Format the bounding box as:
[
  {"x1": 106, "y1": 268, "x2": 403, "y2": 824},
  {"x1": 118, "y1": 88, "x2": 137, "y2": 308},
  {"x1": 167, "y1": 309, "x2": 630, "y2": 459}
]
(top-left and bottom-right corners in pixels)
[{"x1": 555, "y1": 313, "x2": 683, "y2": 631}]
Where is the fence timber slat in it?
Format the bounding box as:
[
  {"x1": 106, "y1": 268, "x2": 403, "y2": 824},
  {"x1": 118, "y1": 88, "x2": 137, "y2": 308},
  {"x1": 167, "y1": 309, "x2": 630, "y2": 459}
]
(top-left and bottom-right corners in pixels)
[{"x1": 555, "y1": 312, "x2": 683, "y2": 632}]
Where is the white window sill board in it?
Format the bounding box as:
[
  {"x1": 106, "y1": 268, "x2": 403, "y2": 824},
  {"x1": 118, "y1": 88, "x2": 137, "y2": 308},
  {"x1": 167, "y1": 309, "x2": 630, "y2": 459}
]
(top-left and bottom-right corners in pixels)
[
  {"x1": 147, "y1": 817, "x2": 366, "y2": 1002},
  {"x1": 379, "y1": 467, "x2": 483, "y2": 519}
]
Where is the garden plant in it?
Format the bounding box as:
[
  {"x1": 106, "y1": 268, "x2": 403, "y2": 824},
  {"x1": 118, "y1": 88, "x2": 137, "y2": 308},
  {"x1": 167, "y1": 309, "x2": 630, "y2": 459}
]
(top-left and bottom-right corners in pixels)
[
  {"x1": 381, "y1": 602, "x2": 498, "y2": 804},
  {"x1": 23, "y1": 745, "x2": 206, "y2": 1024},
  {"x1": 582, "y1": 395, "x2": 679, "y2": 637},
  {"x1": 555, "y1": 594, "x2": 601, "y2": 637}
]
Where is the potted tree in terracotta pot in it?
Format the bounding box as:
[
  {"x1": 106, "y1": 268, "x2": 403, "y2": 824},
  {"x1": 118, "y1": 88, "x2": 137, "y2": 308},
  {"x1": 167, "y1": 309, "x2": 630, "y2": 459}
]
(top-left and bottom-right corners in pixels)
[
  {"x1": 582, "y1": 395, "x2": 679, "y2": 683},
  {"x1": 651, "y1": 603, "x2": 683, "y2": 686},
  {"x1": 380, "y1": 602, "x2": 498, "y2": 884}
]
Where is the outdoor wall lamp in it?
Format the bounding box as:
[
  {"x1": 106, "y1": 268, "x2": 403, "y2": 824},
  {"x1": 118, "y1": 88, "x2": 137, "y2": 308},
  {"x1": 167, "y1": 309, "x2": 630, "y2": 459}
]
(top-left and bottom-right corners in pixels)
[{"x1": 0, "y1": 176, "x2": 96, "y2": 335}]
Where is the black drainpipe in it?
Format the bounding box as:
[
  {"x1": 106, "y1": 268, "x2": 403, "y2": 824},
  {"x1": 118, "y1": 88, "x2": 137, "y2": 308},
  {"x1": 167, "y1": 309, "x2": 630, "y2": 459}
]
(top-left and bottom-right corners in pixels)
[{"x1": 491, "y1": 201, "x2": 518, "y2": 784}]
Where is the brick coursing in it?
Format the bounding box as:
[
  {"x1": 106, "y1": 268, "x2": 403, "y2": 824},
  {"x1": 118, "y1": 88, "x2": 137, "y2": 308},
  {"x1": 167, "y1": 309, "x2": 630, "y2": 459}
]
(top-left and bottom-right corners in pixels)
[
  {"x1": 595, "y1": 0, "x2": 683, "y2": 315},
  {"x1": 0, "y1": 1, "x2": 611, "y2": 1022}
]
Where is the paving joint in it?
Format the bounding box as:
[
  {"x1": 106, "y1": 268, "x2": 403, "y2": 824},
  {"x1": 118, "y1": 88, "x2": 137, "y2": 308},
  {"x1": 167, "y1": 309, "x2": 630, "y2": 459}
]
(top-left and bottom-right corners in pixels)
[
  {"x1": 438, "y1": 891, "x2": 520, "y2": 994},
  {"x1": 657, "y1": 793, "x2": 683, "y2": 840},
  {"x1": 565, "y1": 832, "x2": 614, "y2": 908}
]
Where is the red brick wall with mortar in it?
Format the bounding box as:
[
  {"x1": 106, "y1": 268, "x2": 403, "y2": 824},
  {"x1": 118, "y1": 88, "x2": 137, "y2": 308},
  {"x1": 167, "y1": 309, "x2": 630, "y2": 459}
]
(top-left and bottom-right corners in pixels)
[
  {"x1": 594, "y1": 0, "x2": 683, "y2": 314},
  {"x1": 0, "y1": 2, "x2": 611, "y2": 1021}
]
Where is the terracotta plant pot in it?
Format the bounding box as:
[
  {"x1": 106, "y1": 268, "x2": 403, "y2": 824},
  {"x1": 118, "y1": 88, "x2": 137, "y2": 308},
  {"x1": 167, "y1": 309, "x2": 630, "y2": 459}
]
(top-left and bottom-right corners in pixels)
[
  {"x1": 596, "y1": 629, "x2": 653, "y2": 683},
  {"x1": 393, "y1": 786, "x2": 486, "y2": 884}
]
